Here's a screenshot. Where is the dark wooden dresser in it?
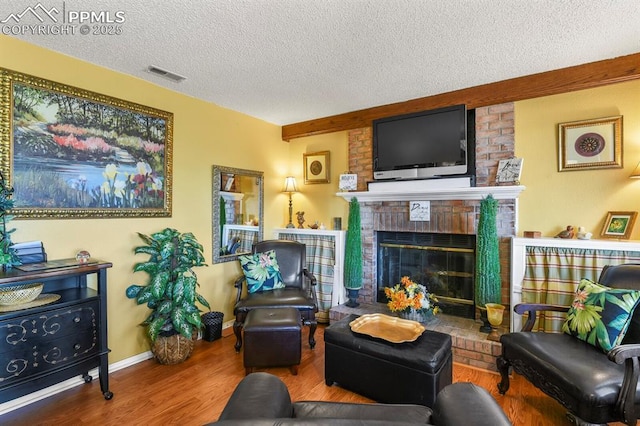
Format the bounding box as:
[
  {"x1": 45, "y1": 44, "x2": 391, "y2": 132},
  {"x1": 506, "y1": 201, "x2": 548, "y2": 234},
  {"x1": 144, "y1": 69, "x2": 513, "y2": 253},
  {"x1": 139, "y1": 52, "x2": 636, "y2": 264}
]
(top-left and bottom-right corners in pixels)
[{"x1": 0, "y1": 260, "x2": 113, "y2": 403}]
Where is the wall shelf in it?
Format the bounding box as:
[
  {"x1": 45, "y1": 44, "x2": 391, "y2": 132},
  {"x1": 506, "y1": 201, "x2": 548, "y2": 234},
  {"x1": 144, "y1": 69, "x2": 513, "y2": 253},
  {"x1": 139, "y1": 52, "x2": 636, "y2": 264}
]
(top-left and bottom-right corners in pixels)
[{"x1": 337, "y1": 185, "x2": 525, "y2": 202}]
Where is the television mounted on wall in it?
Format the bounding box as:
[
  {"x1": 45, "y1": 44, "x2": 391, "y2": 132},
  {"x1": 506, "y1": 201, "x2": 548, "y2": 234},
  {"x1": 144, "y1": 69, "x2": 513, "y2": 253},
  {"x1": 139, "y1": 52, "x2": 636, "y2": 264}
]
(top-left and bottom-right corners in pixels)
[{"x1": 372, "y1": 104, "x2": 474, "y2": 181}]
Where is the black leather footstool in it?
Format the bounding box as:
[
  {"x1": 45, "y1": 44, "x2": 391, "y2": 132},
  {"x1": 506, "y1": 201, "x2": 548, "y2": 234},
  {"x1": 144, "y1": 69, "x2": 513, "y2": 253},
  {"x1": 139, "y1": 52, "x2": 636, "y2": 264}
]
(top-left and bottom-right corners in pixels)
[
  {"x1": 243, "y1": 307, "x2": 302, "y2": 375},
  {"x1": 324, "y1": 314, "x2": 452, "y2": 407}
]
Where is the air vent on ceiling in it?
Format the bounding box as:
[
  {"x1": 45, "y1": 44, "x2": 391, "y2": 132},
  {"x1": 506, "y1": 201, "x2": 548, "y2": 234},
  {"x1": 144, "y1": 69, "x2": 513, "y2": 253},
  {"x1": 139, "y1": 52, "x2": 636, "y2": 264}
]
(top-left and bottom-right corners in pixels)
[{"x1": 147, "y1": 65, "x2": 186, "y2": 83}]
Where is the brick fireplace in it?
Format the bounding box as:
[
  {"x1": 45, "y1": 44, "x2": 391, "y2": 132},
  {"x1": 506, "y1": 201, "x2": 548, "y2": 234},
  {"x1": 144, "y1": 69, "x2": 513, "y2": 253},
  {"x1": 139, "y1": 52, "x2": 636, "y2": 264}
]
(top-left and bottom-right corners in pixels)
[
  {"x1": 328, "y1": 103, "x2": 519, "y2": 370},
  {"x1": 347, "y1": 103, "x2": 518, "y2": 314}
]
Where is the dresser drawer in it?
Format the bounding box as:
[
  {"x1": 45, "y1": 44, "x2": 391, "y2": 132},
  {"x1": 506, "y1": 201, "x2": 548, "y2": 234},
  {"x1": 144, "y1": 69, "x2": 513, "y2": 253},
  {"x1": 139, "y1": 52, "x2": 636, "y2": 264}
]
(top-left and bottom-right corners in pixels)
[
  {"x1": 0, "y1": 302, "x2": 98, "y2": 355},
  {"x1": 0, "y1": 329, "x2": 98, "y2": 385}
]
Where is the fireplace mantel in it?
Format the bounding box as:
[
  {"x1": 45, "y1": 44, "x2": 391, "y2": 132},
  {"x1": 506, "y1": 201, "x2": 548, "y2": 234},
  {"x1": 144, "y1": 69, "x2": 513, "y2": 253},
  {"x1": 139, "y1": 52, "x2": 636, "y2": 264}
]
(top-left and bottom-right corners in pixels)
[{"x1": 337, "y1": 185, "x2": 525, "y2": 202}]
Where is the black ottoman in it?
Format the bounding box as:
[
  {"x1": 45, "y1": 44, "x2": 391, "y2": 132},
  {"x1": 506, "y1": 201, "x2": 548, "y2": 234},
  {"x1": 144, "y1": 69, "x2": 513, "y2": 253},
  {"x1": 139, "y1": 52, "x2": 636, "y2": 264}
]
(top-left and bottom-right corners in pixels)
[
  {"x1": 324, "y1": 314, "x2": 452, "y2": 407},
  {"x1": 243, "y1": 308, "x2": 302, "y2": 375}
]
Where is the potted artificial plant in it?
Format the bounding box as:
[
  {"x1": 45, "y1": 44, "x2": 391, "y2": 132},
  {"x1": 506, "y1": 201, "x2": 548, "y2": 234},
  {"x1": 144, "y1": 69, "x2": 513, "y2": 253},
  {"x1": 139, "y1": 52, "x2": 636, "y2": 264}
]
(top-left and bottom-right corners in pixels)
[
  {"x1": 0, "y1": 173, "x2": 20, "y2": 271},
  {"x1": 475, "y1": 195, "x2": 501, "y2": 332},
  {"x1": 126, "y1": 228, "x2": 210, "y2": 364},
  {"x1": 344, "y1": 197, "x2": 363, "y2": 307}
]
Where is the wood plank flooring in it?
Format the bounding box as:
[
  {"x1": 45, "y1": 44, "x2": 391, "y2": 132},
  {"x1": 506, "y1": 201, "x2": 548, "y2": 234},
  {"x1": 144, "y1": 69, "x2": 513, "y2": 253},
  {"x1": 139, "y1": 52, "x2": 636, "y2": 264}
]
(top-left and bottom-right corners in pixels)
[{"x1": 0, "y1": 325, "x2": 626, "y2": 425}]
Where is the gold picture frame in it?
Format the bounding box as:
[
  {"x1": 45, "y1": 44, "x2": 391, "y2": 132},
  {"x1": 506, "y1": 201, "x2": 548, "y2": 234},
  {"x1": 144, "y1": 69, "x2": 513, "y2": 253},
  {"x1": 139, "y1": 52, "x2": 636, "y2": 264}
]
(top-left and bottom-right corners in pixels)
[
  {"x1": 1, "y1": 68, "x2": 173, "y2": 218},
  {"x1": 303, "y1": 151, "x2": 330, "y2": 184},
  {"x1": 558, "y1": 116, "x2": 622, "y2": 172},
  {"x1": 601, "y1": 211, "x2": 637, "y2": 239}
]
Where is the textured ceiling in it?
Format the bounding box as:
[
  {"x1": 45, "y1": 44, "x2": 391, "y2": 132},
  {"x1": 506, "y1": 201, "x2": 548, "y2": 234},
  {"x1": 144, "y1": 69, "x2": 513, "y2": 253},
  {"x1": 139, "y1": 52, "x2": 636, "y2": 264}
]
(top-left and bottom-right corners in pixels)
[{"x1": 2, "y1": 1, "x2": 640, "y2": 125}]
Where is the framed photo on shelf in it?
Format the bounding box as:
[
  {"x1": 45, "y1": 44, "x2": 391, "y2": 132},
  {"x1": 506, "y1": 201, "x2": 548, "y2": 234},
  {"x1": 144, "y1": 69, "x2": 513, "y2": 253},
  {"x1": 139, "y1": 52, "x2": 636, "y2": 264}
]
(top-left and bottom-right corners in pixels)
[
  {"x1": 558, "y1": 116, "x2": 622, "y2": 172},
  {"x1": 600, "y1": 211, "x2": 637, "y2": 239},
  {"x1": 303, "y1": 150, "x2": 330, "y2": 184},
  {"x1": 0, "y1": 67, "x2": 173, "y2": 219}
]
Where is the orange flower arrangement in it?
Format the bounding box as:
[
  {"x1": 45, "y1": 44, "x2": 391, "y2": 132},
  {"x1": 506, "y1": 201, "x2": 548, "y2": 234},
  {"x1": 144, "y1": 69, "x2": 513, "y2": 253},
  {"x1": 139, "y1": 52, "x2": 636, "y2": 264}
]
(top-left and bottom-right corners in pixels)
[{"x1": 384, "y1": 276, "x2": 439, "y2": 315}]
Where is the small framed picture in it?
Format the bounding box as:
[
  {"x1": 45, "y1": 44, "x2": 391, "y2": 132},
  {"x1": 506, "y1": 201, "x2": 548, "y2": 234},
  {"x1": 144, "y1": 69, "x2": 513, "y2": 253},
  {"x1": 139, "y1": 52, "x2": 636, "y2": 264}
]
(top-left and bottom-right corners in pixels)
[
  {"x1": 558, "y1": 116, "x2": 622, "y2": 172},
  {"x1": 601, "y1": 211, "x2": 637, "y2": 239},
  {"x1": 303, "y1": 151, "x2": 330, "y2": 184}
]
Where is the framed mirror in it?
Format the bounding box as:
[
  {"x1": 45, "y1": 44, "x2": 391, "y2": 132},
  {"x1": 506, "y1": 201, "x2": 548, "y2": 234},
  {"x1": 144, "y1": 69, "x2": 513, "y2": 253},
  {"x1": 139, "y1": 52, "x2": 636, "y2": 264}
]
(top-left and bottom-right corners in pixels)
[{"x1": 212, "y1": 165, "x2": 264, "y2": 263}]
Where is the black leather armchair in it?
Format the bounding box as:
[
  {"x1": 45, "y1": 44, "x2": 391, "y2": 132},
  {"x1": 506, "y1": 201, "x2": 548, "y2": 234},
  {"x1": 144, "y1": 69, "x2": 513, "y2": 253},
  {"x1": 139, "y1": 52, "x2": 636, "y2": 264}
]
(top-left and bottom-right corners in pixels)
[
  {"x1": 497, "y1": 263, "x2": 640, "y2": 426},
  {"x1": 233, "y1": 240, "x2": 318, "y2": 352},
  {"x1": 209, "y1": 372, "x2": 512, "y2": 425}
]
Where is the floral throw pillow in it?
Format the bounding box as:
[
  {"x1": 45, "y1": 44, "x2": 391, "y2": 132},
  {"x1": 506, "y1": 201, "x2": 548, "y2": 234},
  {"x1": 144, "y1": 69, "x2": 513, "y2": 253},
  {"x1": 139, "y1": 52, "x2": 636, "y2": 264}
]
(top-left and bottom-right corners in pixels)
[
  {"x1": 562, "y1": 279, "x2": 640, "y2": 352},
  {"x1": 239, "y1": 250, "x2": 285, "y2": 294}
]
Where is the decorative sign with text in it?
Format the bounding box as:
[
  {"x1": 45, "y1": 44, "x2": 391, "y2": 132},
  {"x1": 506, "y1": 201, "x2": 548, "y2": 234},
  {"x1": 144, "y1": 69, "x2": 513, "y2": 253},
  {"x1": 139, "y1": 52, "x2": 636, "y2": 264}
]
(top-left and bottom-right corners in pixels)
[
  {"x1": 409, "y1": 201, "x2": 430, "y2": 221},
  {"x1": 338, "y1": 174, "x2": 358, "y2": 191}
]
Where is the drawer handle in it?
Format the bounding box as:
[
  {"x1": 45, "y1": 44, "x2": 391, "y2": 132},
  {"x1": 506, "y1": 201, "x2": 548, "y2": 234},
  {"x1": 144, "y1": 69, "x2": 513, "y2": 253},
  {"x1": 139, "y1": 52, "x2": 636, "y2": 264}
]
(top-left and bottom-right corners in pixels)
[{"x1": 74, "y1": 343, "x2": 81, "y2": 350}]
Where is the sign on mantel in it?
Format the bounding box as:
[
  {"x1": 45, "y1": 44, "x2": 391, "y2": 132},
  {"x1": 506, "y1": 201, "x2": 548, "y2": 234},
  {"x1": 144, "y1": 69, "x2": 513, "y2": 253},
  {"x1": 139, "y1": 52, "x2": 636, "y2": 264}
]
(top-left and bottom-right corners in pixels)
[{"x1": 409, "y1": 201, "x2": 430, "y2": 221}]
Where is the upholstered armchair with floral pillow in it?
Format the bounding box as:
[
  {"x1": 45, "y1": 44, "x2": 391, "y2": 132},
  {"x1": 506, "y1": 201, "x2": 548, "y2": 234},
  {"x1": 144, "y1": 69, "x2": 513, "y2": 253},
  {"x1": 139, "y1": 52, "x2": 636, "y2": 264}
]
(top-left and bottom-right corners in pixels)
[
  {"x1": 232, "y1": 240, "x2": 318, "y2": 352},
  {"x1": 497, "y1": 263, "x2": 640, "y2": 426}
]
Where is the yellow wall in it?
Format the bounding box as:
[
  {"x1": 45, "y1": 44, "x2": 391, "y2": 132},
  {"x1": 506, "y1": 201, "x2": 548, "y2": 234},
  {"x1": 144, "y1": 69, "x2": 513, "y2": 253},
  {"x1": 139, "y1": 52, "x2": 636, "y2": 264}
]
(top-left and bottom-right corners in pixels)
[
  {"x1": 516, "y1": 80, "x2": 640, "y2": 239},
  {"x1": 0, "y1": 36, "x2": 295, "y2": 362},
  {"x1": 285, "y1": 132, "x2": 350, "y2": 229},
  {"x1": 12, "y1": 32, "x2": 638, "y2": 365}
]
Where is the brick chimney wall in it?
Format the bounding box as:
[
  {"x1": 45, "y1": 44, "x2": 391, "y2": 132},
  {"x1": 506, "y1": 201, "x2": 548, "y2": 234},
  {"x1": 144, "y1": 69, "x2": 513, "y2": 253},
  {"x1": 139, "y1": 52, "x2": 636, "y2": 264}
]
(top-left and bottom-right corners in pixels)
[{"x1": 346, "y1": 103, "x2": 516, "y2": 309}]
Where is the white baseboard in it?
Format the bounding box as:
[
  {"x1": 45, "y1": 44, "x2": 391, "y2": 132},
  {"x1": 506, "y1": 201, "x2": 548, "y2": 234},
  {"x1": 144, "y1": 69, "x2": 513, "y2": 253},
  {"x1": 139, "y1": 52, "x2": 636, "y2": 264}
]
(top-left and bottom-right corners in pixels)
[{"x1": 0, "y1": 322, "x2": 234, "y2": 415}]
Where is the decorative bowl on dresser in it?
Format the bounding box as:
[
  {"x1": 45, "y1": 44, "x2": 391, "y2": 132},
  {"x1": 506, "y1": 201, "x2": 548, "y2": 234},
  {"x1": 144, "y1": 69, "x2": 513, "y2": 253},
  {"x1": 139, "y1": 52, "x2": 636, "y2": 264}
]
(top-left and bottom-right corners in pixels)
[
  {"x1": 0, "y1": 260, "x2": 113, "y2": 403},
  {"x1": 0, "y1": 282, "x2": 43, "y2": 305}
]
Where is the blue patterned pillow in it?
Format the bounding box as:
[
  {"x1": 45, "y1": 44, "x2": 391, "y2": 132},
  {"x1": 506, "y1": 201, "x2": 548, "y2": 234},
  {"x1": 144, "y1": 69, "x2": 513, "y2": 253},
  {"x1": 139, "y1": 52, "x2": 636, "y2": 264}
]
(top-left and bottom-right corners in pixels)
[
  {"x1": 562, "y1": 279, "x2": 640, "y2": 352},
  {"x1": 239, "y1": 250, "x2": 285, "y2": 293}
]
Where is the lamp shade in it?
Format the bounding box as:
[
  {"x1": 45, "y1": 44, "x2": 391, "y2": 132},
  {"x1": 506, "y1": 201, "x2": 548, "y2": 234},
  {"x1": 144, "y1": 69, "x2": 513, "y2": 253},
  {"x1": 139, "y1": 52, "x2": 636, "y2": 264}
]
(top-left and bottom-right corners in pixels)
[
  {"x1": 283, "y1": 176, "x2": 298, "y2": 193},
  {"x1": 631, "y1": 162, "x2": 640, "y2": 178}
]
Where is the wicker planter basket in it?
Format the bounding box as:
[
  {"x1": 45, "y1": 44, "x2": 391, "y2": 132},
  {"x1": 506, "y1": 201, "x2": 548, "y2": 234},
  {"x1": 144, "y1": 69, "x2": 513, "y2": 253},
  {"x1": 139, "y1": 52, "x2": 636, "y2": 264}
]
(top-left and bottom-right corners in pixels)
[{"x1": 152, "y1": 333, "x2": 195, "y2": 365}]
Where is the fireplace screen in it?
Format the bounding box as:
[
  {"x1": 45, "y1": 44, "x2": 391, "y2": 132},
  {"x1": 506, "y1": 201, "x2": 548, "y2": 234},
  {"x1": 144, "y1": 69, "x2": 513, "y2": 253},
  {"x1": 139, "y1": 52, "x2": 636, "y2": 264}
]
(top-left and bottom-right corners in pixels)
[{"x1": 377, "y1": 231, "x2": 476, "y2": 318}]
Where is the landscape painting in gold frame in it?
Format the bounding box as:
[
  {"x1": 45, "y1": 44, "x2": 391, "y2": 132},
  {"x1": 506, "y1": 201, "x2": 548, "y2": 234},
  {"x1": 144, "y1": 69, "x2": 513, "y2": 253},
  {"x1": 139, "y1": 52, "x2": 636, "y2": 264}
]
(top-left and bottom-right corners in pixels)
[
  {"x1": 303, "y1": 150, "x2": 330, "y2": 184},
  {"x1": 600, "y1": 211, "x2": 637, "y2": 240},
  {"x1": 0, "y1": 68, "x2": 173, "y2": 218},
  {"x1": 558, "y1": 116, "x2": 622, "y2": 172}
]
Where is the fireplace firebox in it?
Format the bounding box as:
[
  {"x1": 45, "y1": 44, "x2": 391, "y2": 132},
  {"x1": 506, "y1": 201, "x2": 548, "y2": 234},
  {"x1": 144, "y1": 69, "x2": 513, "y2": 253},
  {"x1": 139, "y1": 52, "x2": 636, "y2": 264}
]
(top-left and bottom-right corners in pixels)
[{"x1": 377, "y1": 231, "x2": 476, "y2": 319}]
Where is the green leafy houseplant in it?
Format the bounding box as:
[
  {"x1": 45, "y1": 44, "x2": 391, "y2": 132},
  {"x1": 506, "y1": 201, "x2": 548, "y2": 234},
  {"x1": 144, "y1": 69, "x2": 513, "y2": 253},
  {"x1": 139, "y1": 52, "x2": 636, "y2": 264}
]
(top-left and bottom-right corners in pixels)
[
  {"x1": 344, "y1": 197, "x2": 363, "y2": 307},
  {"x1": 126, "y1": 228, "x2": 211, "y2": 344},
  {"x1": 0, "y1": 173, "x2": 20, "y2": 270}
]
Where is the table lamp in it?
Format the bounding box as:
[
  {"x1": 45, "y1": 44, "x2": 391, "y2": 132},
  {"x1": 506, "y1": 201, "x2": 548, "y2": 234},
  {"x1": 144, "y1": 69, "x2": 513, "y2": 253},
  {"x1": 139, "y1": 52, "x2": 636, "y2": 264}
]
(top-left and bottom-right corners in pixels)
[{"x1": 283, "y1": 176, "x2": 298, "y2": 228}]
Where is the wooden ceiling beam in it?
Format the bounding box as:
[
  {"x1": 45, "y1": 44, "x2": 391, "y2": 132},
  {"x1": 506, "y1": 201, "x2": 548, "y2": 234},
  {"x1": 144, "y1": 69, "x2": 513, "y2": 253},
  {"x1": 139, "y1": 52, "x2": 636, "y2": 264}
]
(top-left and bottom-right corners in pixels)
[{"x1": 282, "y1": 52, "x2": 640, "y2": 141}]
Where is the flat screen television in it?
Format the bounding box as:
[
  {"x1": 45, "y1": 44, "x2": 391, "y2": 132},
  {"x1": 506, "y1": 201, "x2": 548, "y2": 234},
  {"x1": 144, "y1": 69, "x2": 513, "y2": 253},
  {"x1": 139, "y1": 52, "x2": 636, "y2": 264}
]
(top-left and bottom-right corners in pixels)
[{"x1": 373, "y1": 104, "x2": 473, "y2": 181}]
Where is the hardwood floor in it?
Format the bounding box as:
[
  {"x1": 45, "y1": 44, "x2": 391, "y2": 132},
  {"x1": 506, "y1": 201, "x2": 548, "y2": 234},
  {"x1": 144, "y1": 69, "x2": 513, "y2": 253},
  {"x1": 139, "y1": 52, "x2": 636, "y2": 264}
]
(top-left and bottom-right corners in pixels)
[{"x1": 0, "y1": 326, "x2": 624, "y2": 425}]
